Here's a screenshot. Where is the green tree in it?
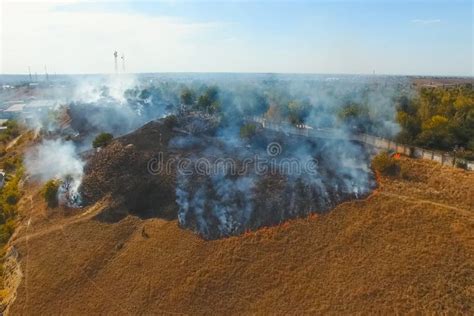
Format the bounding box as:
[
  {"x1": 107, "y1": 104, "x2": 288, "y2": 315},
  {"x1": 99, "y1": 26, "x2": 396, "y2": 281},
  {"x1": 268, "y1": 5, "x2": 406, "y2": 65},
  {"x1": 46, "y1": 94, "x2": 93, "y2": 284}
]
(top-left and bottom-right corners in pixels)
[
  {"x1": 196, "y1": 86, "x2": 219, "y2": 113},
  {"x1": 42, "y1": 179, "x2": 60, "y2": 208},
  {"x1": 338, "y1": 103, "x2": 370, "y2": 132},
  {"x1": 93, "y1": 132, "x2": 113, "y2": 148},
  {"x1": 180, "y1": 88, "x2": 195, "y2": 106},
  {"x1": 416, "y1": 115, "x2": 454, "y2": 150},
  {"x1": 288, "y1": 100, "x2": 311, "y2": 125},
  {"x1": 240, "y1": 123, "x2": 257, "y2": 139}
]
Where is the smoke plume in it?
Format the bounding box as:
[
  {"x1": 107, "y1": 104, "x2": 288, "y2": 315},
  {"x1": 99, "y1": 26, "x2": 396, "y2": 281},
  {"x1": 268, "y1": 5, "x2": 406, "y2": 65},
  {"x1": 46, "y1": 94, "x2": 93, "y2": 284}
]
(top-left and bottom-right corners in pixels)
[{"x1": 25, "y1": 139, "x2": 84, "y2": 205}]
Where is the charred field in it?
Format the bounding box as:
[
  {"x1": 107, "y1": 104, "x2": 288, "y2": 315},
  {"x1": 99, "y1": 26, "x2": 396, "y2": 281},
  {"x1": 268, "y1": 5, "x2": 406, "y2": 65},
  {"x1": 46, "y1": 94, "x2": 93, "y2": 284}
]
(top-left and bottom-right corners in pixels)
[{"x1": 80, "y1": 115, "x2": 376, "y2": 240}]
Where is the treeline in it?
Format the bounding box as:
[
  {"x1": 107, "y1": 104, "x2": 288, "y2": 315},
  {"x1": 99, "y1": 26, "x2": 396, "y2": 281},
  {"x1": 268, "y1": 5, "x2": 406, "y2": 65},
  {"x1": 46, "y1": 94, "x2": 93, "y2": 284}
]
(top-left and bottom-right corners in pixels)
[
  {"x1": 0, "y1": 164, "x2": 22, "y2": 246},
  {"x1": 0, "y1": 120, "x2": 20, "y2": 145},
  {"x1": 142, "y1": 79, "x2": 472, "y2": 158},
  {"x1": 395, "y1": 84, "x2": 474, "y2": 158},
  {"x1": 175, "y1": 80, "x2": 400, "y2": 136},
  {"x1": 0, "y1": 120, "x2": 27, "y2": 247}
]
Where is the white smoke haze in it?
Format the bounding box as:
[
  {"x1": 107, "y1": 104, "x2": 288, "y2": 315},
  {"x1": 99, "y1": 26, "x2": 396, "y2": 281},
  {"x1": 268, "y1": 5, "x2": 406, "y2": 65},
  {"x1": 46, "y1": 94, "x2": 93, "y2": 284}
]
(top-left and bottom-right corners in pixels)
[
  {"x1": 25, "y1": 139, "x2": 83, "y2": 181},
  {"x1": 25, "y1": 139, "x2": 84, "y2": 205},
  {"x1": 70, "y1": 74, "x2": 138, "y2": 104},
  {"x1": 22, "y1": 74, "x2": 169, "y2": 206},
  {"x1": 18, "y1": 74, "x2": 410, "y2": 235}
]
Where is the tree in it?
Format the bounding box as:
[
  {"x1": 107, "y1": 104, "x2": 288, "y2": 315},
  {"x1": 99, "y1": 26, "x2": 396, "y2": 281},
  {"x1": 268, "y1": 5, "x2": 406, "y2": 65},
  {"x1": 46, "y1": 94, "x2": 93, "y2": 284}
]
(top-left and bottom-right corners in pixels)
[
  {"x1": 164, "y1": 115, "x2": 178, "y2": 129},
  {"x1": 416, "y1": 115, "x2": 454, "y2": 150},
  {"x1": 288, "y1": 100, "x2": 311, "y2": 125},
  {"x1": 239, "y1": 123, "x2": 257, "y2": 139},
  {"x1": 337, "y1": 103, "x2": 370, "y2": 132},
  {"x1": 93, "y1": 132, "x2": 113, "y2": 148},
  {"x1": 395, "y1": 111, "x2": 421, "y2": 143},
  {"x1": 196, "y1": 86, "x2": 219, "y2": 113},
  {"x1": 43, "y1": 179, "x2": 60, "y2": 208},
  {"x1": 180, "y1": 88, "x2": 195, "y2": 106}
]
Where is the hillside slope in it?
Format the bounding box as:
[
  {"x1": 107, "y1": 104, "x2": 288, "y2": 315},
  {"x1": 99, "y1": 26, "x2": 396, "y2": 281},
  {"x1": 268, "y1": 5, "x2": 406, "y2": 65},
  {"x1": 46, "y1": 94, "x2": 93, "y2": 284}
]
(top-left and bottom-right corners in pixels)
[{"x1": 7, "y1": 157, "x2": 474, "y2": 314}]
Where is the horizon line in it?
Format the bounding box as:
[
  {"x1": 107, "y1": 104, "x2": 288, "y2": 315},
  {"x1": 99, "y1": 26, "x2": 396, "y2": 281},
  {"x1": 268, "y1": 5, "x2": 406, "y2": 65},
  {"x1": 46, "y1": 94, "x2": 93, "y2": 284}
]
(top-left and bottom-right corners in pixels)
[{"x1": 0, "y1": 71, "x2": 473, "y2": 79}]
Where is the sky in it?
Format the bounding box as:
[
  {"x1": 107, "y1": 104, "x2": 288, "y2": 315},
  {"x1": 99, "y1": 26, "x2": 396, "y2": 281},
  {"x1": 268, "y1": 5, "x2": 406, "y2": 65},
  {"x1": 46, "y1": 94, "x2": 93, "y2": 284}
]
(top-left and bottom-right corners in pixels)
[{"x1": 0, "y1": 0, "x2": 472, "y2": 76}]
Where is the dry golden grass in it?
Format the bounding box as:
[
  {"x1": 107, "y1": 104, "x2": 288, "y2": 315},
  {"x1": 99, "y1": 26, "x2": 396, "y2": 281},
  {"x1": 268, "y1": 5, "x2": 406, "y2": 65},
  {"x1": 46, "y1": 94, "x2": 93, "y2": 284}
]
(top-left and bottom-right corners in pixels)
[{"x1": 6, "y1": 157, "x2": 474, "y2": 314}]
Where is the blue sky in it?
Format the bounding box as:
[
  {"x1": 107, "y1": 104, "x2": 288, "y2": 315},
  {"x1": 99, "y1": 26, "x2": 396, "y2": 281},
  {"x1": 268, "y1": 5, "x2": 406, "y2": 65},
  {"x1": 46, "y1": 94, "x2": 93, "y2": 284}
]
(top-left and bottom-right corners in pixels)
[{"x1": 1, "y1": 0, "x2": 472, "y2": 75}]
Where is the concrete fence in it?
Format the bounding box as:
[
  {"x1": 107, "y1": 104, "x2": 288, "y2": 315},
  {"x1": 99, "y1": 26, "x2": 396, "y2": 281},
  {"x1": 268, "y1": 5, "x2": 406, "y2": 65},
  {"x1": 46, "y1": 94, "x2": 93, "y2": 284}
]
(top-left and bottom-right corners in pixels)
[
  {"x1": 359, "y1": 133, "x2": 473, "y2": 170},
  {"x1": 248, "y1": 117, "x2": 474, "y2": 171}
]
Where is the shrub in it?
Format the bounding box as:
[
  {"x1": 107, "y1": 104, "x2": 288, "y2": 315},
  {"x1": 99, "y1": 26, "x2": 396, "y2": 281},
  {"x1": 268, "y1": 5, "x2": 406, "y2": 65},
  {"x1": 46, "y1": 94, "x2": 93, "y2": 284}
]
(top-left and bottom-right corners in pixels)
[
  {"x1": 180, "y1": 88, "x2": 195, "y2": 106},
  {"x1": 42, "y1": 179, "x2": 60, "y2": 208},
  {"x1": 2, "y1": 156, "x2": 22, "y2": 172},
  {"x1": 5, "y1": 193, "x2": 18, "y2": 205},
  {"x1": 0, "y1": 219, "x2": 15, "y2": 245},
  {"x1": 92, "y1": 132, "x2": 113, "y2": 148},
  {"x1": 372, "y1": 152, "x2": 401, "y2": 176},
  {"x1": 455, "y1": 159, "x2": 468, "y2": 170},
  {"x1": 240, "y1": 123, "x2": 257, "y2": 139},
  {"x1": 164, "y1": 115, "x2": 178, "y2": 129}
]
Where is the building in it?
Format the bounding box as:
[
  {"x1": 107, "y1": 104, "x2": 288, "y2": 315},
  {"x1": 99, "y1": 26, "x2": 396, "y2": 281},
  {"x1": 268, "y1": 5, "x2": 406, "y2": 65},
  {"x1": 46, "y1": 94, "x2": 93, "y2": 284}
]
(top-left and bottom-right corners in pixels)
[
  {"x1": 1, "y1": 99, "x2": 60, "y2": 121},
  {"x1": 0, "y1": 119, "x2": 8, "y2": 131},
  {"x1": 2, "y1": 103, "x2": 25, "y2": 119}
]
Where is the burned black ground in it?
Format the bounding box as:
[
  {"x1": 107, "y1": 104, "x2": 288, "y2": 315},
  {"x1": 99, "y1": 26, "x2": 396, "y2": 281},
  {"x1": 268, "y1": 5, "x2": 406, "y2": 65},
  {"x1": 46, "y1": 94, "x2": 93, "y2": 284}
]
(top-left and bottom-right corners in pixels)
[{"x1": 80, "y1": 116, "x2": 376, "y2": 239}]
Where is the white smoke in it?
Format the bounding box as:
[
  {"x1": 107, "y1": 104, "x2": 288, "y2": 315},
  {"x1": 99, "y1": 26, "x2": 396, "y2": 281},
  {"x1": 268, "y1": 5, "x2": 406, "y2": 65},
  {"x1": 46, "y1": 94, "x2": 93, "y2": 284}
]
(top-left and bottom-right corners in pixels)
[
  {"x1": 25, "y1": 139, "x2": 84, "y2": 205},
  {"x1": 71, "y1": 74, "x2": 137, "y2": 104}
]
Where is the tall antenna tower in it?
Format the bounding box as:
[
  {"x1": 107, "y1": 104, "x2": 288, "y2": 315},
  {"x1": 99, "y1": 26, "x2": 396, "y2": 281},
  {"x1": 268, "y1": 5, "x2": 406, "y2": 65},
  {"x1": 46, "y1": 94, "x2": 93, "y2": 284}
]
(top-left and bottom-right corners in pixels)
[
  {"x1": 114, "y1": 51, "x2": 118, "y2": 74},
  {"x1": 121, "y1": 53, "x2": 125, "y2": 73},
  {"x1": 44, "y1": 65, "x2": 49, "y2": 81},
  {"x1": 28, "y1": 66, "x2": 32, "y2": 82}
]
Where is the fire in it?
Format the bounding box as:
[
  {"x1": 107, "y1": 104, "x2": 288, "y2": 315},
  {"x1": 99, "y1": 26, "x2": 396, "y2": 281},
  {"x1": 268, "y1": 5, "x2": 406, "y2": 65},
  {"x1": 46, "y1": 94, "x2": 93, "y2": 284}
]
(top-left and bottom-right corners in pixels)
[
  {"x1": 308, "y1": 213, "x2": 318, "y2": 220},
  {"x1": 374, "y1": 170, "x2": 382, "y2": 183},
  {"x1": 393, "y1": 153, "x2": 401, "y2": 159}
]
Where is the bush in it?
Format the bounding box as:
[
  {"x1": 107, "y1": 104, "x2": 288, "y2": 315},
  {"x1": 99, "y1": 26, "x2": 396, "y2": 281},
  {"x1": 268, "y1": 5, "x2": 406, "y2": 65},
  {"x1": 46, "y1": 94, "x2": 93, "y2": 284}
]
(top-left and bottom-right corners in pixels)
[
  {"x1": 0, "y1": 219, "x2": 15, "y2": 245},
  {"x1": 5, "y1": 193, "x2": 18, "y2": 205},
  {"x1": 455, "y1": 159, "x2": 468, "y2": 170},
  {"x1": 2, "y1": 156, "x2": 22, "y2": 172},
  {"x1": 42, "y1": 179, "x2": 60, "y2": 208},
  {"x1": 372, "y1": 152, "x2": 401, "y2": 176},
  {"x1": 92, "y1": 132, "x2": 113, "y2": 148},
  {"x1": 240, "y1": 123, "x2": 257, "y2": 139},
  {"x1": 164, "y1": 115, "x2": 178, "y2": 129},
  {"x1": 180, "y1": 88, "x2": 195, "y2": 106}
]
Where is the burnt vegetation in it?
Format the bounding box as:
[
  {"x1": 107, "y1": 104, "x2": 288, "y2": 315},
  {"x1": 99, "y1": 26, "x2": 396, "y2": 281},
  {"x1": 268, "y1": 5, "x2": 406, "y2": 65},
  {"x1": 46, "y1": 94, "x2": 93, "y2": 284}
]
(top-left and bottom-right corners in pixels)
[
  {"x1": 80, "y1": 114, "x2": 375, "y2": 239},
  {"x1": 29, "y1": 76, "x2": 473, "y2": 239}
]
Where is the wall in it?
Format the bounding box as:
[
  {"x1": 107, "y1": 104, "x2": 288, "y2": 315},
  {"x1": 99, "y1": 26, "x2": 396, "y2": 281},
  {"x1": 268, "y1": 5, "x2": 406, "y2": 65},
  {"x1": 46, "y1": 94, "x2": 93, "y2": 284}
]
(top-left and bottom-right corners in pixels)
[{"x1": 249, "y1": 117, "x2": 473, "y2": 171}]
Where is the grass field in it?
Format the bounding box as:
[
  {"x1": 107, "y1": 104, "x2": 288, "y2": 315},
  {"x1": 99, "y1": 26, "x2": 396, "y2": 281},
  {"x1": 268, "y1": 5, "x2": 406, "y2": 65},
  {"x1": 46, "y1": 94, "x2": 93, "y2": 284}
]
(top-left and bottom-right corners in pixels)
[{"x1": 5, "y1": 157, "x2": 474, "y2": 314}]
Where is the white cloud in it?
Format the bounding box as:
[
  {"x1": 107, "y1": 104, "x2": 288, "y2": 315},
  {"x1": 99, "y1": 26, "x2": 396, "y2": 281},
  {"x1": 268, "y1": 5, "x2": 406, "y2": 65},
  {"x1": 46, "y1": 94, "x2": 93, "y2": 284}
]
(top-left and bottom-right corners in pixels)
[{"x1": 411, "y1": 19, "x2": 442, "y2": 25}]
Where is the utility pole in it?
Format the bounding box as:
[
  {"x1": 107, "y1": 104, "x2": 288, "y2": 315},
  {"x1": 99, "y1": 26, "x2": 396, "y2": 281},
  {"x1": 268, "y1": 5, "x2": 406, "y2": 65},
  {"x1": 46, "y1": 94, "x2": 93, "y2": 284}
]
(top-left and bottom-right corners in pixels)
[
  {"x1": 44, "y1": 65, "x2": 49, "y2": 81},
  {"x1": 114, "y1": 51, "x2": 118, "y2": 74},
  {"x1": 28, "y1": 66, "x2": 32, "y2": 82}
]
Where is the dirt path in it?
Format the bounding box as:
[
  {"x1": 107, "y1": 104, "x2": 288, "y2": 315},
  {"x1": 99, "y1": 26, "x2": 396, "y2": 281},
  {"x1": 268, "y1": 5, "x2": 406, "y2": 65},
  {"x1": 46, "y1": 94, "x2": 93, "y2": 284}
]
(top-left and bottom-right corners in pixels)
[
  {"x1": 6, "y1": 135, "x2": 22, "y2": 150},
  {"x1": 380, "y1": 191, "x2": 472, "y2": 216},
  {"x1": 10, "y1": 199, "x2": 110, "y2": 246}
]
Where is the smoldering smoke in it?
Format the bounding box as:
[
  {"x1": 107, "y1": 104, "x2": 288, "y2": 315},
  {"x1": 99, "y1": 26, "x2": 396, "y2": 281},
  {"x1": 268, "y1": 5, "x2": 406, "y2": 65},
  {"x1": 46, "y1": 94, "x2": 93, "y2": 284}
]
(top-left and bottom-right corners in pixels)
[
  {"x1": 24, "y1": 139, "x2": 84, "y2": 206},
  {"x1": 22, "y1": 74, "x2": 404, "y2": 236}
]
